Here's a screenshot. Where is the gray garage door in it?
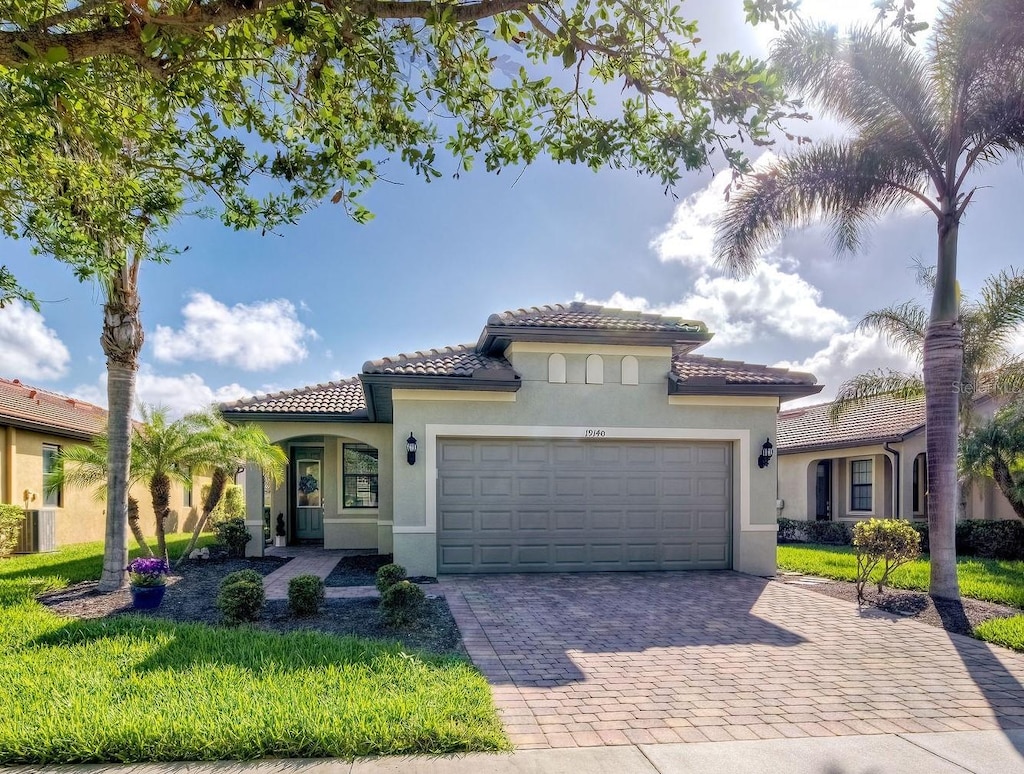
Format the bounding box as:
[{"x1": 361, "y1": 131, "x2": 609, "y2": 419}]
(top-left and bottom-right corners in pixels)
[{"x1": 437, "y1": 439, "x2": 731, "y2": 573}]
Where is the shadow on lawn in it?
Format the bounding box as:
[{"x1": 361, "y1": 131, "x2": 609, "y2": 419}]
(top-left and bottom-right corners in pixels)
[{"x1": 29, "y1": 614, "x2": 440, "y2": 676}]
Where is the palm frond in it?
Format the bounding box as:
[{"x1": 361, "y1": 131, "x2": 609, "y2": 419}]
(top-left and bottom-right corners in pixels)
[
  {"x1": 828, "y1": 370, "x2": 925, "y2": 423},
  {"x1": 714, "y1": 143, "x2": 929, "y2": 272},
  {"x1": 51, "y1": 442, "x2": 109, "y2": 501},
  {"x1": 772, "y1": 21, "x2": 942, "y2": 182},
  {"x1": 975, "y1": 268, "x2": 1024, "y2": 349},
  {"x1": 857, "y1": 301, "x2": 927, "y2": 359}
]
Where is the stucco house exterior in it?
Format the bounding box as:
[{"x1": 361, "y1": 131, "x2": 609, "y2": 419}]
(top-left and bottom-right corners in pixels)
[
  {"x1": 0, "y1": 377, "x2": 203, "y2": 549},
  {"x1": 777, "y1": 394, "x2": 1018, "y2": 525},
  {"x1": 224, "y1": 303, "x2": 821, "y2": 577}
]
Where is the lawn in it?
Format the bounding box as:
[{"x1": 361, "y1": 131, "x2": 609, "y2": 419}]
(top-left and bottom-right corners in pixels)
[
  {"x1": 777, "y1": 544, "x2": 1024, "y2": 609},
  {"x1": 0, "y1": 538, "x2": 507, "y2": 763}
]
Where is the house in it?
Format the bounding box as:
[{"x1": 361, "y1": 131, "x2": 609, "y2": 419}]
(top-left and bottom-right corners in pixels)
[
  {"x1": 223, "y1": 302, "x2": 821, "y2": 576},
  {"x1": 776, "y1": 394, "x2": 1017, "y2": 524},
  {"x1": 0, "y1": 377, "x2": 202, "y2": 549}
]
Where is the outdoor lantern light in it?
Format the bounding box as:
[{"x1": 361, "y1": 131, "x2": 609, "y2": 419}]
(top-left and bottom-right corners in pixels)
[
  {"x1": 406, "y1": 433, "x2": 418, "y2": 465},
  {"x1": 758, "y1": 437, "x2": 775, "y2": 469}
]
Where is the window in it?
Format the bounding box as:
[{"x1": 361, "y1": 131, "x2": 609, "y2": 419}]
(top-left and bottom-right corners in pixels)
[
  {"x1": 548, "y1": 353, "x2": 566, "y2": 383},
  {"x1": 42, "y1": 444, "x2": 62, "y2": 507},
  {"x1": 343, "y1": 444, "x2": 378, "y2": 508},
  {"x1": 585, "y1": 354, "x2": 604, "y2": 384},
  {"x1": 912, "y1": 453, "x2": 927, "y2": 516},
  {"x1": 621, "y1": 356, "x2": 639, "y2": 385},
  {"x1": 850, "y1": 459, "x2": 873, "y2": 512}
]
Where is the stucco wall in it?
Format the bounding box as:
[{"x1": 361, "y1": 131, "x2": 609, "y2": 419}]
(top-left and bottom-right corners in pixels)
[
  {"x1": 778, "y1": 445, "x2": 897, "y2": 523},
  {"x1": 391, "y1": 343, "x2": 781, "y2": 577},
  {"x1": 1, "y1": 424, "x2": 207, "y2": 548}
]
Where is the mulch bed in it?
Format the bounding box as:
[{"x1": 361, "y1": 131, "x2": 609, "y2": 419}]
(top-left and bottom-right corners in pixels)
[
  {"x1": 36, "y1": 557, "x2": 464, "y2": 656},
  {"x1": 323, "y1": 553, "x2": 393, "y2": 587},
  {"x1": 780, "y1": 576, "x2": 1021, "y2": 637}
]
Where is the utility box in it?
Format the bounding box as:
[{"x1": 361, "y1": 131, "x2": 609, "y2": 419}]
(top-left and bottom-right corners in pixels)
[{"x1": 15, "y1": 508, "x2": 57, "y2": 553}]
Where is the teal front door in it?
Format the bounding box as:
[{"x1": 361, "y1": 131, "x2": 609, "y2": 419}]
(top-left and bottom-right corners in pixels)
[{"x1": 293, "y1": 446, "x2": 324, "y2": 541}]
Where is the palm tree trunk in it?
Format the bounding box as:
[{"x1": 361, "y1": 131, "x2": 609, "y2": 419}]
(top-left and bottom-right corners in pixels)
[
  {"x1": 127, "y1": 496, "x2": 153, "y2": 556},
  {"x1": 175, "y1": 466, "x2": 228, "y2": 568},
  {"x1": 150, "y1": 472, "x2": 170, "y2": 561},
  {"x1": 97, "y1": 260, "x2": 144, "y2": 593},
  {"x1": 924, "y1": 209, "x2": 962, "y2": 601}
]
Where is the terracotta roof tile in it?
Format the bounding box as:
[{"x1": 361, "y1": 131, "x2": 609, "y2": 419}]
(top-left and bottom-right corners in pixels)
[
  {"x1": 777, "y1": 395, "x2": 927, "y2": 452},
  {"x1": 672, "y1": 353, "x2": 818, "y2": 386},
  {"x1": 0, "y1": 378, "x2": 108, "y2": 437},
  {"x1": 488, "y1": 302, "x2": 707, "y2": 334},
  {"x1": 221, "y1": 378, "x2": 367, "y2": 416},
  {"x1": 362, "y1": 344, "x2": 513, "y2": 377}
]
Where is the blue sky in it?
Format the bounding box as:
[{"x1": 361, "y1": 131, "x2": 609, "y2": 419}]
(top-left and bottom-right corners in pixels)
[{"x1": 3, "y1": 0, "x2": 1022, "y2": 415}]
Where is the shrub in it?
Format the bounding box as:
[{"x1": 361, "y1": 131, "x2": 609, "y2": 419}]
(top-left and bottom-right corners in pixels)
[
  {"x1": 288, "y1": 574, "x2": 325, "y2": 617},
  {"x1": 216, "y1": 570, "x2": 265, "y2": 624},
  {"x1": 776, "y1": 518, "x2": 802, "y2": 543},
  {"x1": 213, "y1": 517, "x2": 251, "y2": 558},
  {"x1": 0, "y1": 504, "x2": 25, "y2": 558},
  {"x1": 803, "y1": 520, "x2": 852, "y2": 545},
  {"x1": 380, "y1": 580, "x2": 426, "y2": 627},
  {"x1": 852, "y1": 518, "x2": 921, "y2": 602},
  {"x1": 375, "y1": 563, "x2": 407, "y2": 593},
  {"x1": 201, "y1": 483, "x2": 245, "y2": 525},
  {"x1": 910, "y1": 521, "x2": 929, "y2": 553},
  {"x1": 956, "y1": 520, "x2": 1024, "y2": 560}
]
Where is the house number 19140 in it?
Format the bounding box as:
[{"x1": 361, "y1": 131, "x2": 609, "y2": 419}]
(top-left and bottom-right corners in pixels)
[{"x1": 584, "y1": 429, "x2": 607, "y2": 437}]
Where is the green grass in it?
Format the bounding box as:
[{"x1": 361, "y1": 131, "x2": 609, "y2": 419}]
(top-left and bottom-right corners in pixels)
[
  {"x1": 975, "y1": 616, "x2": 1024, "y2": 652},
  {"x1": 777, "y1": 544, "x2": 1024, "y2": 609},
  {"x1": 0, "y1": 537, "x2": 508, "y2": 762},
  {"x1": 778, "y1": 544, "x2": 1024, "y2": 652}
]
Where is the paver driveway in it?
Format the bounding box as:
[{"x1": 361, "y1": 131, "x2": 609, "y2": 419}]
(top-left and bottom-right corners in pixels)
[{"x1": 440, "y1": 572, "x2": 1024, "y2": 749}]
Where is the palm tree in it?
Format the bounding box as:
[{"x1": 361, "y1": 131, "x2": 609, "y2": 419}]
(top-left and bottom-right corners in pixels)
[
  {"x1": 830, "y1": 268, "x2": 1024, "y2": 428},
  {"x1": 176, "y1": 413, "x2": 287, "y2": 568},
  {"x1": 960, "y1": 402, "x2": 1024, "y2": 520},
  {"x1": 49, "y1": 437, "x2": 154, "y2": 558},
  {"x1": 713, "y1": 0, "x2": 1024, "y2": 600},
  {"x1": 50, "y1": 405, "x2": 207, "y2": 562}
]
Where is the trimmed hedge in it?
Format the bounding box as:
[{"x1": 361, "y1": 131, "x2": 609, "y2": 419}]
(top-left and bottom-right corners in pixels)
[
  {"x1": 782, "y1": 517, "x2": 1024, "y2": 561},
  {"x1": 0, "y1": 504, "x2": 25, "y2": 558}
]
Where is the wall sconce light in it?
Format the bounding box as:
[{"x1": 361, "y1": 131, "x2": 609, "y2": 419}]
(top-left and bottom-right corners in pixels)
[
  {"x1": 758, "y1": 437, "x2": 775, "y2": 469},
  {"x1": 406, "y1": 433, "x2": 418, "y2": 465}
]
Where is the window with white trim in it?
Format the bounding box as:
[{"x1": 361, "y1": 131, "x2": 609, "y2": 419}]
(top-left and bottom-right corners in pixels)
[
  {"x1": 343, "y1": 444, "x2": 379, "y2": 508},
  {"x1": 850, "y1": 459, "x2": 873, "y2": 512},
  {"x1": 42, "y1": 444, "x2": 62, "y2": 507}
]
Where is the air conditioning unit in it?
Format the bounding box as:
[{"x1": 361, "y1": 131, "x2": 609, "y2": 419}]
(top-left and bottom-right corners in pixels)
[{"x1": 15, "y1": 508, "x2": 57, "y2": 553}]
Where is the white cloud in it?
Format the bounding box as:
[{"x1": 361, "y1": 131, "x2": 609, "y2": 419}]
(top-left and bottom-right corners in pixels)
[
  {"x1": 0, "y1": 302, "x2": 71, "y2": 380},
  {"x1": 72, "y1": 367, "x2": 256, "y2": 418},
  {"x1": 773, "y1": 330, "x2": 919, "y2": 408},
  {"x1": 652, "y1": 154, "x2": 779, "y2": 270},
  {"x1": 152, "y1": 292, "x2": 317, "y2": 371}
]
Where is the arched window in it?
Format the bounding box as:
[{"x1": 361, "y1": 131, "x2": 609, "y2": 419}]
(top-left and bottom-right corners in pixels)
[
  {"x1": 586, "y1": 354, "x2": 604, "y2": 384},
  {"x1": 621, "y1": 355, "x2": 639, "y2": 385},
  {"x1": 548, "y1": 353, "x2": 567, "y2": 383}
]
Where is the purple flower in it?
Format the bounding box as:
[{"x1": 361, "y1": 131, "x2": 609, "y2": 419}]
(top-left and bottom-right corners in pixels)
[{"x1": 127, "y1": 557, "x2": 169, "y2": 587}]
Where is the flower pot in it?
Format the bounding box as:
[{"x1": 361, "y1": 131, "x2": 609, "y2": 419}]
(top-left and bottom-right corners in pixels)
[
  {"x1": 274, "y1": 535, "x2": 287, "y2": 547},
  {"x1": 130, "y1": 584, "x2": 166, "y2": 610}
]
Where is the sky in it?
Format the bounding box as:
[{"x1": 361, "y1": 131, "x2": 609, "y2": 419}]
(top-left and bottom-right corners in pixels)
[{"x1": 2, "y1": 0, "x2": 1021, "y2": 416}]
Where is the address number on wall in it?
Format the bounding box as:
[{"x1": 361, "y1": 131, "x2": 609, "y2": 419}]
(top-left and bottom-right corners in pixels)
[{"x1": 583, "y1": 429, "x2": 607, "y2": 438}]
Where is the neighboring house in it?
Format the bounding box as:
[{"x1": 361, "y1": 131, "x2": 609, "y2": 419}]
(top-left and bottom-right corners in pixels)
[
  {"x1": 0, "y1": 377, "x2": 203, "y2": 549},
  {"x1": 223, "y1": 302, "x2": 821, "y2": 576},
  {"x1": 777, "y1": 394, "x2": 1017, "y2": 525}
]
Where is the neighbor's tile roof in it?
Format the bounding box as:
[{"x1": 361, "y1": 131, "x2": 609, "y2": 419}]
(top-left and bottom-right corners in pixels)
[
  {"x1": 0, "y1": 378, "x2": 108, "y2": 437},
  {"x1": 672, "y1": 354, "x2": 818, "y2": 386},
  {"x1": 488, "y1": 302, "x2": 707, "y2": 333},
  {"x1": 777, "y1": 394, "x2": 927, "y2": 452},
  {"x1": 362, "y1": 344, "x2": 513, "y2": 377},
  {"x1": 221, "y1": 378, "x2": 367, "y2": 416}
]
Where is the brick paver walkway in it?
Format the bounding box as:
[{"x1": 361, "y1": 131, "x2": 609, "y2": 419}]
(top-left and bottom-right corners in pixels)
[
  {"x1": 440, "y1": 572, "x2": 1024, "y2": 750},
  {"x1": 262, "y1": 551, "x2": 349, "y2": 599}
]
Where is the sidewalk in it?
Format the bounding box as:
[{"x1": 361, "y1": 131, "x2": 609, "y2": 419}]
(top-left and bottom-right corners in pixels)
[{"x1": 12, "y1": 730, "x2": 1024, "y2": 774}]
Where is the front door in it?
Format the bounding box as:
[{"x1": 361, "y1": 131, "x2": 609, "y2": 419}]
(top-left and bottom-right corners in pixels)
[
  {"x1": 292, "y1": 446, "x2": 324, "y2": 542},
  {"x1": 815, "y1": 460, "x2": 832, "y2": 521}
]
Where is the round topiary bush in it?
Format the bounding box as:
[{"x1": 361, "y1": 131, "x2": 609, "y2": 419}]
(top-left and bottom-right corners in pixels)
[
  {"x1": 375, "y1": 563, "x2": 407, "y2": 593},
  {"x1": 213, "y1": 517, "x2": 251, "y2": 558},
  {"x1": 380, "y1": 580, "x2": 425, "y2": 627},
  {"x1": 288, "y1": 574, "x2": 325, "y2": 617},
  {"x1": 216, "y1": 571, "x2": 265, "y2": 625}
]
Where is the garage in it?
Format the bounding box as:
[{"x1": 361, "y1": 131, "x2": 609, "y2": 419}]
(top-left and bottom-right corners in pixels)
[{"x1": 437, "y1": 438, "x2": 732, "y2": 573}]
